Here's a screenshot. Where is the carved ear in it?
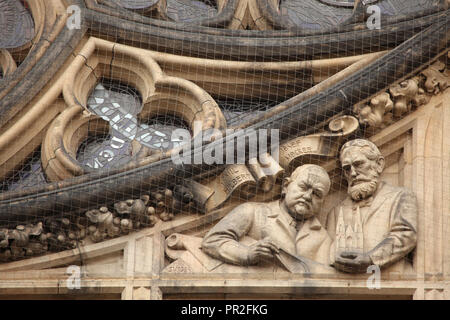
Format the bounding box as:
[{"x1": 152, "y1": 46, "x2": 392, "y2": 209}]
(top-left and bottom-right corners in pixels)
[{"x1": 376, "y1": 156, "x2": 385, "y2": 174}]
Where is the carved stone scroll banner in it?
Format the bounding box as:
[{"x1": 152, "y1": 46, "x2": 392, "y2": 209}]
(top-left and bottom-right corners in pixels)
[
  {"x1": 278, "y1": 136, "x2": 323, "y2": 169},
  {"x1": 204, "y1": 159, "x2": 280, "y2": 212},
  {"x1": 204, "y1": 116, "x2": 358, "y2": 211},
  {"x1": 219, "y1": 164, "x2": 259, "y2": 197},
  {"x1": 247, "y1": 153, "x2": 284, "y2": 193},
  {"x1": 279, "y1": 115, "x2": 359, "y2": 170}
]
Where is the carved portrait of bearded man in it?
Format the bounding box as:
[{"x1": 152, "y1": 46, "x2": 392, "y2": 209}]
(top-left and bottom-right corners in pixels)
[{"x1": 327, "y1": 139, "x2": 418, "y2": 274}]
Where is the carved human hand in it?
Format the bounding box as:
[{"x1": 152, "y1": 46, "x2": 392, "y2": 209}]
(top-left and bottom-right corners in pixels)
[
  {"x1": 247, "y1": 237, "x2": 279, "y2": 265},
  {"x1": 333, "y1": 251, "x2": 373, "y2": 273}
]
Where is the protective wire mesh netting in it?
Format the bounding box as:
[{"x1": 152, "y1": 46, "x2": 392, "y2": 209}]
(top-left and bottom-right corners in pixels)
[{"x1": 0, "y1": 0, "x2": 448, "y2": 280}]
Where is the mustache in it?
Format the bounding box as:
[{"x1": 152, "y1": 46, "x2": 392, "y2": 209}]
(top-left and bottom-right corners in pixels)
[{"x1": 295, "y1": 199, "x2": 311, "y2": 208}]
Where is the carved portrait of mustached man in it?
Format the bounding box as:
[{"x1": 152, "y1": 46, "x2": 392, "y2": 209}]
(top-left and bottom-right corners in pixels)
[
  {"x1": 199, "y1": 164, "x2": 336, "y2": 273},
  {"x1": 327, "y1": 139, "x2": 418, "y2": 274},
  {"x1": 164, "y1": 164, "x2": 335, "y2": 274}
]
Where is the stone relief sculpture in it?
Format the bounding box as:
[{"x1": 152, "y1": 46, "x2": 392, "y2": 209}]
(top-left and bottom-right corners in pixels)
[
  {"x1": 202, "y1": 164, "x2": 333, "y2": 268},
  {"x1": 327, "y1": 139, "x2": 418, "y2": 273},
  {"x1": 164, "y1": 164, "x2": 336, "y2": 274},
  {"x1": 164, "y1": 138, "x2": 419, "y2": 275}
]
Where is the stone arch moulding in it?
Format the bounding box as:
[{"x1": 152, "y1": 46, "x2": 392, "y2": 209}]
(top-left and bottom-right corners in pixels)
[
  {"x1": 88, "y1": 0, "x2": 238, "y2": 29},
  {"x1": 0, "y1": 0, "x2": 86, "y2": 125},
  {"x1": 254, "y1": 0, "x2": 446, "y2": 32},
  {"x1": 0, "y1": 50, "x2": 17, "y2": 78},
  {"x1": 42, "y1": 37, "x2": 227, "y2": 182}
]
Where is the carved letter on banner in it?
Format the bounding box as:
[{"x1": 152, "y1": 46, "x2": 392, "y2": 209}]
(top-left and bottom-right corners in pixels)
[{"x1": 279, "y1": 116, "x2": 359, "y2": 170}]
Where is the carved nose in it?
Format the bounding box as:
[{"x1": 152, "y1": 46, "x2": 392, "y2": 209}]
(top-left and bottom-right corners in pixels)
[{"x1": 350, "y1": 166, "x2": 358, "y2": 178}]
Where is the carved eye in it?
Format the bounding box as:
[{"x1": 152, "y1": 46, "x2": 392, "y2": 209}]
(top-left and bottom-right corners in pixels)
[{"x1": 353, "y1": 160, "x2": 364, "y2": 168}]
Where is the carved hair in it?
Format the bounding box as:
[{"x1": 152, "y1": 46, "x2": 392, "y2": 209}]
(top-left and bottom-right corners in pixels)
[
  {"x1": 282, "y1": 164, "x2": 331, "y2": 198},
  {"x1": 340, "y1": 139, "x2": 382, "y2": 162}
]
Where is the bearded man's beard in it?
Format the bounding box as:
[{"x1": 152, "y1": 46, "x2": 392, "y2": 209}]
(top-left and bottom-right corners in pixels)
[{"x1": 348, "y1": 180, "x2": 378, "y2": 201}]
